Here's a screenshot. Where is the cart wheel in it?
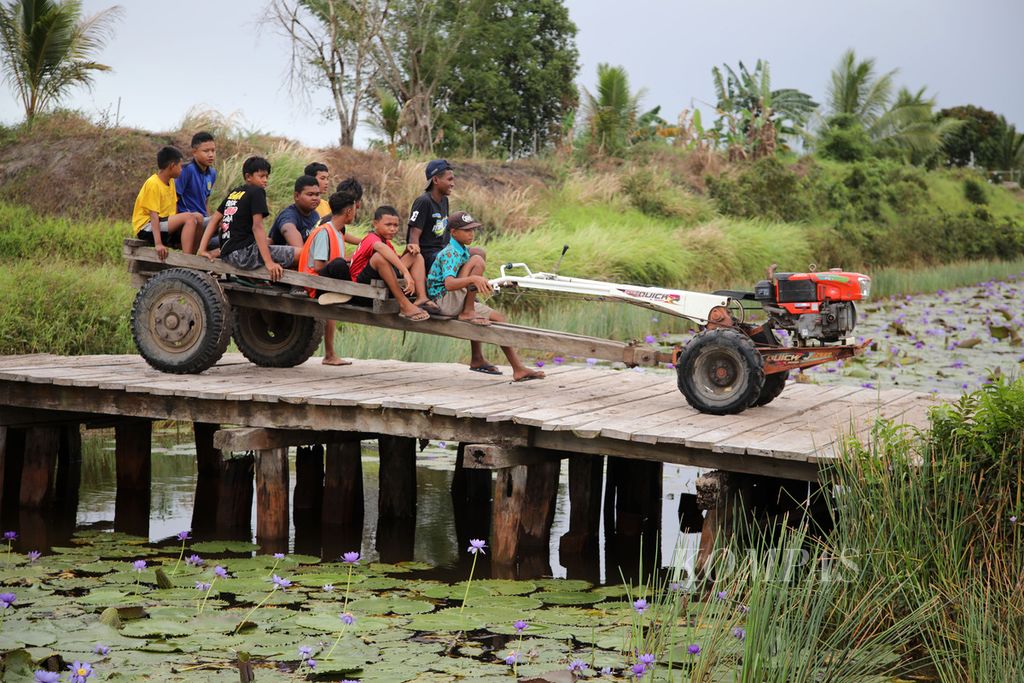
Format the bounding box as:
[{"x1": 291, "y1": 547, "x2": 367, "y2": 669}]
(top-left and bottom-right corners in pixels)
[
  {"x1": 748, "y1": 327, "x2": 789, "y2": 407},
  {"x1": 233, "y1": 307, "x2": 324, "y2": 367},
  {"x1": 677, "y1": 328, "x2": 765, "y2": 415},
  {"x1": 131, "y1": 268, "x2": 232, "y2": 374}
]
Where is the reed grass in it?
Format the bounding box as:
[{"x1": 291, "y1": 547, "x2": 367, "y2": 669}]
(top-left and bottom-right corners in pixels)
[{"x1": 869, "y1": 257, "x2": 1024, "y2": 298}]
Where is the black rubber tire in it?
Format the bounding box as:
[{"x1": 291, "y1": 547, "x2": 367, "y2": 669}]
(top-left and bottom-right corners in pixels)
[
  {"x1": 677, "y1": 328, "x2": 765, "y2": 415},
  {"x1": 131, "y1": 268, "x2": 232, "y2": 374},
  {"x1": 232, "y1": 307, "x2": 324, "y2": 368},
  {"x1": 748, "y1": 327, "x2": 789, "y2": 407}
]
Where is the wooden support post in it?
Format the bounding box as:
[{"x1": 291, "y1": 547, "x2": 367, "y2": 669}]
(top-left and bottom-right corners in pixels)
[
  {"x1": 695, "y1": 471, "x2": 753, "y2": 571},
  {"x1": 0, "y1": 426, "x2": 7, "y2": 511},
  {"x1": 377, "y1": 435, "x2": 416, "y2": 520},
  {"x1": 294, "y1": 444, "x2": 325, "y2": 557},
  {"x1": 19, "y1": 426, "x2": 59, "y2": 508},
  {"x1": 559, "y1": 454, "x2": 604, "y2": 554},
  {"x1": 323, "y1": 441, "x2": 363, "y2": 528},
  {"x1": 54, "y1": 424, "x2": 82, "y2": 507},
  {"x1": 491, "y1": 458, "x2": 560, "y2": 567},
  {"x1": 192, "y1": 423, "x2": 220, "y2": 537},
  {"x1": 603, "y1": 457, "x2": 662, "y2": 583},
  {"x1": 216, "y1": 452, "x2": 254, "y2": 537},
  {"x1": 294, "y1": 445, "x2": 324, "y2": 518},
  {"x1": 376, "y1": 435, "x2": 416, "y2": 563},
  {"x1": 452, "y1": 444, "x2": 492, "y2": 557},
  {"x1": 1, "y1": 427, "x2": 25, "y2": 514},
  {"x1": 114, "y1": 419, "x2": 152, "y2": 537},
  {"x1": 255, "y1": 448, "x2": 289, "y2": 552}
]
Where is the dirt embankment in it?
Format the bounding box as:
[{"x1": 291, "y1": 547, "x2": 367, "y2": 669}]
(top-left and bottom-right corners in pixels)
[{"x1": 0, "y1": 113, "x2": 554, "y2": 221}]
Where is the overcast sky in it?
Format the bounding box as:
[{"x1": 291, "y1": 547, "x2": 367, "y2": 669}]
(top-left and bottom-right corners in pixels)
[{"x1": 1, "y1": 0, "x2": 1021, "y2": 148}]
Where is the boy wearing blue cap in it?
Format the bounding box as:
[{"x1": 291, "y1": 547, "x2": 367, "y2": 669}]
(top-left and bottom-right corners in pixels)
[{"x1": 407, "y1": 159, "x2": 453, "y2": 274}]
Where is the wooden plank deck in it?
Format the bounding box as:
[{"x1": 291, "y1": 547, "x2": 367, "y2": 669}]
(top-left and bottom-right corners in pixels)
[{"x1": 0, "y1": 353, "x2": 947, "y2": 481}]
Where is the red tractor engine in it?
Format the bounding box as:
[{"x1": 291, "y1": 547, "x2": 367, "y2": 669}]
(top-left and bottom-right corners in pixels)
[{"x1": 754, "y1": 269, "x2": 871, "y2": 343}]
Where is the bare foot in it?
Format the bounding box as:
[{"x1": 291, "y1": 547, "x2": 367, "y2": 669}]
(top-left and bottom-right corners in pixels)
[
  {"x1": 458, "y1": 315, "x2": 492, "y2": 326},
  {"x1": 513, "y1": 368, "x2": 545, "y2": 382},
  {"x1": 323, "y1": 356, "x2": 353, "y2": 366}
]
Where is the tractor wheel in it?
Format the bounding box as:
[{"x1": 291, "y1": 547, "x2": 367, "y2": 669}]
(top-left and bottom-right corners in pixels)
[
  {"x1": 748, "y1": 327, "x2": 789, "y2": 408},
  {"x1": 232, "y1": 307, "x2": 324, "y2": 368},
  {"x1": 131, "y1": 268, "x2": 232, "y2": 374},
  {"x1": 677, "y1": 328, "x2": 765, "y2": 415}
]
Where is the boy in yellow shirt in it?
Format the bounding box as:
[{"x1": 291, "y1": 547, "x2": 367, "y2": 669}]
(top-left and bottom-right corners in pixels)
[{"x1": 131, "y1": 146, "x2": 202, "y2": 259}]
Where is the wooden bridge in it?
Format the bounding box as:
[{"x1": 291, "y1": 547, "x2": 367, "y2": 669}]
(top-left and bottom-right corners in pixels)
[{"x1": 0, "y1": 353, "x2": 940, "y2": 572}]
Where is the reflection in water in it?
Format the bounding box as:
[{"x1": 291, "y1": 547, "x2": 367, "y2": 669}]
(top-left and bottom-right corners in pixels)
[{"x1": 33, "y1": 426, "x2": 702, "y2": 582}]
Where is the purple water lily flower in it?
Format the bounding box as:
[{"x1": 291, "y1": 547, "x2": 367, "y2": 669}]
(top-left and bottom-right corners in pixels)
[
  {"x1": 0, "y1": 592, "x2": 16, "y2": 608},
  {"x1": 132, "y1": 560, "x2": 146, "y2": 573},
  {"x1": 213, "y1": 565, "x2": 228, "y2": 578},
  {"x1": 272, "y1": 575, "x2": 292, "y2": 589},
  {"x1": 716, "y1": 590, "x2": 728, "y2": 601},
  {"x1": 176, "y1": 530, "x2": 191, "y2": 541},
  {"x1": 586, "y1": 357, "x2": 597, "y2": 366},
  {"x1": 1010, "y1": 516, "x2": 1018, "y2": 524},
  {"x1": 195, "y1": 581, "x2": 212, "y2": 591},
  {"x1": 467, "y1": 539, "x2": 487, "y2": 555},
  {"x1": 504, "y1": 652, "x2": 519, "y2": 666},
  {"x1": 638, "y1": 653, "x2": 655, "y2": 666},
  {"x1": 633, "y1": 598, "x2": 648, "y2": 614},
  {"x1": 323, "y1": 584, "x2": 335, "y2": 592},
  {"x1": 185, "y1": 554, "x2": 203, "y2": 566},
  {"x1": 273, "y1": 553, "x2": 285, "y2": 560},
  {"x1": 34, "y1": 672, "x2": 60, "y2": 683},
  {"x1": 513, "y1": 619, "x2": 528, "y2": 632},
  {"x1": 340, "y1": 612, "x2": 355, "y2": 625},
  {"x1": 535, "y1": 360, "x2": 545, "y2": 368},
  {"x1": 93, "y1": 645, "x2": 109, "y2": 656},
  {"x1": 733, "y1": 626, "x2": 746, "y2": 640},
  {"x1": 644, "y1": 335, "x2": 657, "y2": 344},
  {"x1": 553, "y1": 356, "x2": 565, "y2": 365},
  {"x1": 3, "y1": 531, "x2": 16, "y2": 541},
  {"x1": 687, "y1": 644, "x2": 701, "y2": 656},
  {"x1": 631, "y1": 662, "x2": 648, "y2": 677},
  {"x1": 66, "y1": 661, "x2": 93, "y2": 683},
  {"x1": 341, "y1": 551, "x2": 360, "y2": 564},
  {"x1": 298, "y1": 645, "x2": 313, "y2": 658},
  {"x1": 307, "y1": 659, "x2": 317, "y2": 670},
  {"x1": 568, "y1": 659, "x2": 587, "y2": 672},
  {"x1": 27, "y1": 550, "x2": 41, "y2": 563}
]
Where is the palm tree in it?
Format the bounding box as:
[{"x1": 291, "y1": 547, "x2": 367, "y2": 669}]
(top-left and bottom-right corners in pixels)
[
  {"x1": 826, "y1": 49, "x2": 896, "y2": 128},
  {"x1": 0, "y1": 0, "x2": 122, "y2": 123},
  {"x1": 579, "y1": 63, "x2": 644, "y2": 156},
  {"x1": 822, "y1": 49, "x2": 959, "y2": 165},
  {"x1": 872, "y1": 87, "x2": 963, "y2": 164}
]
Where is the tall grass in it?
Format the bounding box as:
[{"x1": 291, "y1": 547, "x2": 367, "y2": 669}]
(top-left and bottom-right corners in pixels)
[
  {"x1": 0, "y1": 259, "x2": 135, "y2": 355},
  {"x1": 0, "y1": 202, "x2": 128, "y2": 265},
  {"x1": 869, "y1": 257, "x2": 1024, "y2": 298}
]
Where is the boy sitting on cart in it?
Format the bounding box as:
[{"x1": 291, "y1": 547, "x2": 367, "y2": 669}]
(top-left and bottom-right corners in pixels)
[{"x1": 426, "y1": 212, "x2": 545, "y2": 382}]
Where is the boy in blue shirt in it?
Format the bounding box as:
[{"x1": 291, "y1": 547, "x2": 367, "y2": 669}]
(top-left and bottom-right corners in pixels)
[
  {"x1": 176, "y1": 132, "x2": 217, "y2": 223},
  {"x1": 427, "y1": 212, "x2": 545, "y2": 382},
  {"x1": 269, "y1": 175, "x2": 322, "y2": 248}
]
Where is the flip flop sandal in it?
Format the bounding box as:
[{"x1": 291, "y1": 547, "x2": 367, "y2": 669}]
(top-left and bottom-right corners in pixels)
[
  {"x1": 419, "y1": 302, "x2": 443, "y2": 315},
  {"x1": 470, "y1": 364, "x2": 503, "y2": 375},
  {"x1": 461, "y1": 317, "x2": 492, "y2": 326},
  {"x1": 398, "y1": 310, "x2": 431, "y2": 322}
]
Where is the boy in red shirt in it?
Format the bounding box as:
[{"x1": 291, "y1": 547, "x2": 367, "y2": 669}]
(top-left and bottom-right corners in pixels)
[{"x1": 349, "y1": 206, "x2": 434, "y2": 321}]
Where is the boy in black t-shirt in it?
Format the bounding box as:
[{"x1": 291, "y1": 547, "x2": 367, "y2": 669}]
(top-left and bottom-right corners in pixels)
[
  {"x1": 407, "y1": 159, "x2": 453, "y2": 274},
  {"x1": 198, "y1": 157, "x2": 298, "y2": 281}
]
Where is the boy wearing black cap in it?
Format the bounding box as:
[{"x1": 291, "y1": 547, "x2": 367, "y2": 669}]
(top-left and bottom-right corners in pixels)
[
  {"x1": 407, "y1": 159, "x2": 453, "y2": 274},
  {"x1": 426, "y1": 211, "x2": 545, "y2": 382}
]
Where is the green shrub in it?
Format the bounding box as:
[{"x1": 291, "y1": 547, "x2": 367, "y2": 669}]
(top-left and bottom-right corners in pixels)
[
  {"x1": 620, "y1": 168, "x2": 711, "y2": 222},
  {"x1": 963, "y1": 177, "x2": 989, "y2": 205},
  {"x1": 817, "y1": 113, "x2": 873, "y2": 162},
  {"x1": 706, "y1": 157, "x2": 814, "y2": 222}
]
